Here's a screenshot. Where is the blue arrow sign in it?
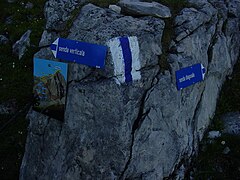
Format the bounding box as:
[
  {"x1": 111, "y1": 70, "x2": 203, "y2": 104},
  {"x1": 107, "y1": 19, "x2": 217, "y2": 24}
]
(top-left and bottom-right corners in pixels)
[
  {"x1": 50, "y1": 38, "x2": 107, "y2": 69},
  {"x1": 176, "y1": 63, "x2": 206, "y2": 90}
]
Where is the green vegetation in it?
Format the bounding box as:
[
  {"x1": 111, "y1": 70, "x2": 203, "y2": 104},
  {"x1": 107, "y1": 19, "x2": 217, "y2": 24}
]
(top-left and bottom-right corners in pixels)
[
  {"x1": 1, "y1": 0, "x2": 238, "y2": 179},
  {"x1": 215, "y1": 61, "x2": 240, "y2": 115},
  {"x1": 0, "y1": 1, "x2": 124, "y2": 178},
  {"x1": 0, "y1": 115, "x2": 28, "y2": 180},
  {"x1": 0, "y1": 0, "x2": 45, "y2": 106},
  {"x1": 0, "y1": 0, "x2": 191, "y2": 179},
  {"x1": 0, "y1": 0, "x2": 45, "y2": 179},
  {"x1": 192, "y1": 60, "x2": 240, "y2": 179},
  {"x1": 194, "y1": 135, "x2": 240, "y2": 179},
  {"x1": 157, "y1": 0, "x2": 189, "y2": 71}
]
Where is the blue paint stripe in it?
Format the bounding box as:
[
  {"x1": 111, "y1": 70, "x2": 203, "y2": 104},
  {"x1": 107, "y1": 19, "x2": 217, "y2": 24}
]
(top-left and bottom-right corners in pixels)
[{"x1": 119, "y1": 37, "x2": 133, "y2": 83}]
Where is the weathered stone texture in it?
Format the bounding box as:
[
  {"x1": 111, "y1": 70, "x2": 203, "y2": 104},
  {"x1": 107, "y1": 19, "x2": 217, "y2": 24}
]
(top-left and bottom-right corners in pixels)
[
  {"x1": 0, "y1": 35, "x2": 9, "y2": 45},
  {"x1": 222, "y1": 112, "x2": 240, "y2": 135},
  {"x1": 44, "y1": 0, "x2": 86, "y2": 31},
  {"x1": 20, "y1": 0, "x2": 240, "y2": 179},
  {"x1": 12, "y1": 30, "x2": 31, "y2": 60},
  {"x1": 118, "y1": 0, "x2": 171, "y2": 18}
]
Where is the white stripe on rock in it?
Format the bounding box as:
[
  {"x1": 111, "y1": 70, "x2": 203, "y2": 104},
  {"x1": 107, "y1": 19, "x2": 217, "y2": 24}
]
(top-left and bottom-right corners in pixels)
[
  {"x1": 108, "y1": 36, "x2": 141, "y2": 84},
  {"x1": 108, "y1": 37, "x2": 125, "y2": 84},
  {"x1": 128, "y1": 36, "x2": 141, "y2": 81}
]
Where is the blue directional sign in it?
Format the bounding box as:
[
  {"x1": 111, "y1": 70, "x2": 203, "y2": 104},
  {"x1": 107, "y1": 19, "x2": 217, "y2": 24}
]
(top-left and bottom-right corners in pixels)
[
  {"x1": 176, "y1": 63, "x2": 206, "y2": 90},
  {"x1": 50, "y1": 38, "x2": 107, "y2": 69}
]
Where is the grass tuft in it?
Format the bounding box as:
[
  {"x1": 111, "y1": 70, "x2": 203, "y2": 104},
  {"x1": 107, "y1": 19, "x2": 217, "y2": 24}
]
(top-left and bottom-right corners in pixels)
[{"x1": 192, "y1": 59, "x2": 240, "y2": 179}]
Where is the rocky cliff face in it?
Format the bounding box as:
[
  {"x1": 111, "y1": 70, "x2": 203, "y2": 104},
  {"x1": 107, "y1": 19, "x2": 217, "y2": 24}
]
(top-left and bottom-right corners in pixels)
[{"x1": 20, "y1": 0, "x2": 240, "y2": 179}]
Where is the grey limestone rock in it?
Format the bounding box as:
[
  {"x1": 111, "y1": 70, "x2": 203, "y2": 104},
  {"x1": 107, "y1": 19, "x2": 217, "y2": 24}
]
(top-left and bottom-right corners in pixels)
[
  {"x1": 222, "y1": 146, "x2": 231, "y2": 154},
  {"x1": 118, "y1": 0, "x2": 171, "y2": 18},
  {"x1": 0, "y1": 99, "x2": 17, "y2": 115},
  {"x1": 25, "y1": 2, "x2": 34, "y2": 9},
  {"x1": 39, "y1": 30, "x2": 59, "y2": 47},
  {"x1": 208, "y1": 131, "x2": 221, "y2": 139},
  {"x1": 187, "y1": 0, "x2": 209, "y2": 7},
  {"x1": 67, "y1": 3, "x2": 163, "y2": 82},
  {"x1": 12, "y1": 30, "x2": 31, "y2": 60},
  {"x1": 0, "y1": 35, "x2": 9, "y2": 45},
  {"x1": 175, "y1": 2, "x2": 217, "y2": 42},
  {"x1": 222, "y1": 112, "x2": 240, "y2": 135},
  {"x1": 20, "y1": 0, "x2": 240, "y2": 179},
  {"x1": 227, "y1": 0, "x2": 240, "y2": 18},
  {"x1": 20, "y1": 3, "x2": 165, "y2": 180},
  {"x1": 44, "y1": 0, "x2": 86, "y2": 31},
  {"x1": 5, "y1": 16, "x2": 13, "y2": 25},
  {"x1": 109, "y1": 5, "x2": 121, "y2": 14}
]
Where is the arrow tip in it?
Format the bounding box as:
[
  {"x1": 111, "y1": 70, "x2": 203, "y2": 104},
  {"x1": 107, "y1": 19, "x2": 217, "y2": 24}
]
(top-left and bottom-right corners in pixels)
[
  {"x1": 51, "y1": 38, "x2": 59, "y2": 58},
  {"x1": 201, "y1": 64, "x2": 206, "y2": 80}
]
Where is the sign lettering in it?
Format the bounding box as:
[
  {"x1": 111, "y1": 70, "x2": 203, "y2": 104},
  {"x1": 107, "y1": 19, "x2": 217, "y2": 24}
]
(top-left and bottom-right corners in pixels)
[{"x1": 50, "y1": 38, "x2": 107, "y2": 69}]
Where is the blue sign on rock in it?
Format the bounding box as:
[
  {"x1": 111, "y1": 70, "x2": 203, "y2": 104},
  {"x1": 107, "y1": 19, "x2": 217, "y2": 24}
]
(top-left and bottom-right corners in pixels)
[
  {"x1": 50, "y1": 38, "x2": 107, "y2": 69},
  {"x1": 176, "y1": 63, "x2": 206, "y2": 90}
]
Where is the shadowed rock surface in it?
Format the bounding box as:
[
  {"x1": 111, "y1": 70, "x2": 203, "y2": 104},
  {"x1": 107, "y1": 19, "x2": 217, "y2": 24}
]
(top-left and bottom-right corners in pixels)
[
  {"x1": 12, "y1": 30, "x2": 31, "y2": 60},
  {"x1": 118, "y1": 0, "x2": 171, "y2": 18},
  {"x1": 0, "y1": 35, "x2": 9, "y2": 45},
  {"x1": 0, "y1": 99, "x2": 17, "y2": 115},
  {"x1": 222, "y1": 112, "x2": 240, "y2": 135},
  {"x1": 20, "y1": 0, "x2": 240, "y2": 179},
  {"x1": 44, "y1": 0, "x2": 86, "y2": 31}
]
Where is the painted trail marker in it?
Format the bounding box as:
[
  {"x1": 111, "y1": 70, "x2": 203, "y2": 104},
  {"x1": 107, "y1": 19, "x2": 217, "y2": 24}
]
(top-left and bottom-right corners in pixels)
[
  {"x1": 108, "y1": 36, "x2": 141, "y2": 84},
  {"x1": 176, "y1": 63, "x2": 206, "y2": 90},
  {"x1": 50, "y1": 38, "x2": 107, "y2": 68}
]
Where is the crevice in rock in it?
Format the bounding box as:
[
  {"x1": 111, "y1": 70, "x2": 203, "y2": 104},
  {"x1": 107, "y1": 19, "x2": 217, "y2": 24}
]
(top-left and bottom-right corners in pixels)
[
  {"x1": 59, "y1": 1, "x2": 111, "y2": 38},
  {"x1": 159, "y1": 17, "x2": 174, "y2": 72},
  {"x1": 119, "y1": 97, "x2": 151, "y2": 179},
  {"x1": 206, "y1": 0, "x2": 216, "y2": 10},
  {"x1": 163, "y1": 152, "x2": 188, "y2": 179},
  {"x1": 38, "y1": 44, "x2": 51, "y2": 49},
  {"x1": 52, "y1": 123, "x2": 63, "y2": 161},
  {"x1": 174, "y1": 3, "x2": 218, "y2": 43},
  {"x1": 63, "y1": 134, "x2": 79, "y2": 164},
  {"x1": 119, "y1": 5, "x2": 212, "y2": 177},
  {"x1": 40, "y1": 117, "x2": 50, "y2": 154},
  {"x1": 47, "y1": 29, "x2": 63, "y2": 34},
  {"x1": 166, "y1": 82, "x2": 206, "y2": 179},
  {"x1": 133, "y1": 65, "x2": 161, "y2": 131},
  {"x1": 174, "y1": 18, "x2": 212, "y2": 43},
  {"x1": 136, "y1": 64, "x2": 159, "y2": 72},
  {"x1": 119, "y1": 69, "x2": 161, "y2": 179},
  {"x1": 68, "y1": 63, "x2": 162, "y2": 86},
  {"x1": 192, "y1": 85, "x2": 206, "y2": 142},
  {"x1": 207, "y1": 17, "x2": 219, "y2": 64},
  {"x1": 222, "y1": 18, "x2": 228, "y2": 37},
  {"x1": 67, "y1": 70, "x2": 113, "y2": 86},
  {"x1": 118, "y1": 130, "x2": 133, "y2": 179}
]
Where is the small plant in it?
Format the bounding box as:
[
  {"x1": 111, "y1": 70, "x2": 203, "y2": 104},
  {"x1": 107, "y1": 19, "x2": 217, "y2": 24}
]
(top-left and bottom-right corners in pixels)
[
  {"x1": 0, "y1": 0, "x2": 45, "y2": 179},
  {"x1": 192, "y1": 58, "x2": 240, "y2": 179}
]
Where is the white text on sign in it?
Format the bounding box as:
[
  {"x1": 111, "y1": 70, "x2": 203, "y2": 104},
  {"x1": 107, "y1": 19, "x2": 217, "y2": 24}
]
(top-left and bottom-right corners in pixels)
[
  {"x1": 59, "y1": 47, "x2": 85, "y2": 57},
  {"x1": 179, "y1": 73, "x2": 195, "y2": 83}
]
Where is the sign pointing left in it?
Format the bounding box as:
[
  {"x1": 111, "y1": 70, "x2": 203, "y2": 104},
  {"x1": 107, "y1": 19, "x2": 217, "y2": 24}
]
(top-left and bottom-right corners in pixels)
[{"x1": 50, "y1": 38, "x2": 107, "y2": 69}]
